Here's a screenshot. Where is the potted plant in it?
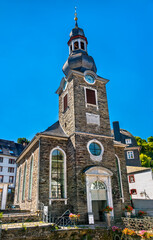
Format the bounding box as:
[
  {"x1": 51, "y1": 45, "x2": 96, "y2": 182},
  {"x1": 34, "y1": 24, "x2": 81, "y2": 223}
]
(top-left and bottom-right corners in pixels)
[
  {"x1": 123, "y1": 205, "x2": 133, "y2": 217},
  {"x1": 138, "y1": 210, "x2": 146, "y2": 218},
  {"x1": 103, "y1": 206, "x2": 113, "y2": 227},
  {"x1": 69, "y1": 213, "x2": 80, "y2": 226}
]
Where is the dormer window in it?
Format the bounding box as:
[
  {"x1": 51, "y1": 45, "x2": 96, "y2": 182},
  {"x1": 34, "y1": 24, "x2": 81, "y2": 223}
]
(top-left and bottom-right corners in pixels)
[
  {"x1": 125, "y1": 139, "x2": 132, "y2": 144},
  {"x1": 0, "y1": 149, "x2": 2, "y2": 153},
  {"x1": 9, "y1": 150, "x2": 14, "y2": 154},
  {"x1": 74, "y1": 41, "x2": 79, "y2": 50},
  {"x1": 81, "y1": 41, "x2": 85, "y2": 50}
]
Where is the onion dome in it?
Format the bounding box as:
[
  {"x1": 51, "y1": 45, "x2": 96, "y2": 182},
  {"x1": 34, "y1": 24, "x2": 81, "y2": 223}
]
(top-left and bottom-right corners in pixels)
[{"x1": 62, "y1": 8, "x2": 97, "y2": 76}]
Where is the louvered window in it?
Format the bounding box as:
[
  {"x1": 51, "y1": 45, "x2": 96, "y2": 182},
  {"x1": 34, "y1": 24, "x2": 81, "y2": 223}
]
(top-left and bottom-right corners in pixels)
[
  {"x1": 86, "y1": 89, "x2": 96, "y2": 105},
  {"x1": 63, "y1": 94, "x2": 68, "y2": 112}
]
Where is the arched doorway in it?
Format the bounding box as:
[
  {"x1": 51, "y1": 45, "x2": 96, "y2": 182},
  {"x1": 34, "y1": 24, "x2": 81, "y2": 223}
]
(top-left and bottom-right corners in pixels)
[
  {"x1": 85, "y1": 166, "x2": 114, "y2": 223},
  {"x1": 91, "y1": 181, "x2": 107, "y2": 221}
]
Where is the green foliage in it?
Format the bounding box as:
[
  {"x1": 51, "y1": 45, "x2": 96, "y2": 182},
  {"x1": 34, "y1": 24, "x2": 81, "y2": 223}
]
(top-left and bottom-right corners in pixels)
[
  {"x1": 0, "y1": 212, "x2": 3, "y2": 219},
  {"x1": 140, "y1": 154, "x2": 151, "y2": 167},
  {"x1": 17, "y1": 138, "x2": 30, "y2": 145},
  {"x1": 135, "y1": 136, "x2": 153, "y2": 167}
]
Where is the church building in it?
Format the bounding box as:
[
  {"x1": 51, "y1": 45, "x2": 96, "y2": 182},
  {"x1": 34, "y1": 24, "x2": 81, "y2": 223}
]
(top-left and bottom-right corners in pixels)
[{"x1": 14, "y1": 13, "x2": 130, "y2": 223}]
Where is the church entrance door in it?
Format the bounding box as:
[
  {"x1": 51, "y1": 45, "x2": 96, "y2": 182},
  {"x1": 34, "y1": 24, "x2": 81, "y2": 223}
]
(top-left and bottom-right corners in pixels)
[{"x1": 91, "y1": 181, "x2": 107, "y2": 221}]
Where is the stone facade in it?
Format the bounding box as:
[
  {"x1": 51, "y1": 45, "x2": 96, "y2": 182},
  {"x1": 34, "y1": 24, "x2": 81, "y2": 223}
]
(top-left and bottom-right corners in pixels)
[{"x1": 14, "y1": 20, "x2": 131, "y2": 224}]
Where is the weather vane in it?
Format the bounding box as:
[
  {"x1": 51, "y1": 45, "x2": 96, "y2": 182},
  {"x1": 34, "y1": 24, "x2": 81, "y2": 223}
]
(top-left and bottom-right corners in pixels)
[{"x1": 74, "y1": 6, "x2": 78, "y2": 28}]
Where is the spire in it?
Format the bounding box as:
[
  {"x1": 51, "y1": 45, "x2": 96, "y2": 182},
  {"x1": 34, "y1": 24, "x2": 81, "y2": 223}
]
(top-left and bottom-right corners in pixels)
[{"x1": 74, "y1": 6, "x2": 78, "y2": 28}]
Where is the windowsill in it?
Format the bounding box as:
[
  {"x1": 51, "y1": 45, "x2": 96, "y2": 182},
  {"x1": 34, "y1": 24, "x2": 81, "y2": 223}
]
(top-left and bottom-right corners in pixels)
[
  {"x1": 86, "y1": 103, "x2": 98, "y2": 110},
  {"x1": 49, "y1": 198, "x2": 67, "y2": 201}
]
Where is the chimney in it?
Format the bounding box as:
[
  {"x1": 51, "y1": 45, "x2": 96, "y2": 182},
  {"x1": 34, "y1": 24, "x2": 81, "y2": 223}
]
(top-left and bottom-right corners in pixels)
[{"x1": 113, "y1": 121, "x2": 121, "y2": 142}]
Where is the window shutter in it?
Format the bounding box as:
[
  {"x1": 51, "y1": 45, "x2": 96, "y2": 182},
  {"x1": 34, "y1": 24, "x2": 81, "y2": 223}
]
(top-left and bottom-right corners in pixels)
[
  {"x1": 64, "y1": 94, "x2": 68, "y2": 111},
  {"x1": 86, "y1": 89, "x2": 96, "y2": 105}
]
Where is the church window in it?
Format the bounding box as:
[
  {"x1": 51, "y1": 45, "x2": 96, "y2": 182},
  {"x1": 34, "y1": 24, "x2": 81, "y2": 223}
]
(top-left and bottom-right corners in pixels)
[
  {"x1": 130, "y1": 189, "x2": 137, "y2": 195},
  {"x1": 89, "y1": 142, "x2": 101, "y2": 156},
  {"x1": 63, "y1": 94, "x2": 68, "y2": 112},
  {"x1": 81, "y1": 41, "x2": 85, "y2": 50},
  {"x1": 127, "y1": 151, "x2": 134, "y2": 159},
  {"x1": 50, "y1": 149, "x2": 66, "y2": 199},
  {"x1": 91, "y1": 181, "x2": 106, "y2": 190},
  {"x1": 17, "y1": 168, "x2": 21, "y2": 202},
  {"x1": 74, "y1": 41, "x2": 79, "y2": 50},
  {"x1": 86, "y1": 89, "x2": 96, "y2": 105},
  {"x1": 22, "y1": 162, "x2": 27, "y2": 201},
  {"x1": 28, "y1": 155, "x2": 34, "y2": 200},
  {"x1": 87, "y1": 139, "x2": 104, "y2": 161}
]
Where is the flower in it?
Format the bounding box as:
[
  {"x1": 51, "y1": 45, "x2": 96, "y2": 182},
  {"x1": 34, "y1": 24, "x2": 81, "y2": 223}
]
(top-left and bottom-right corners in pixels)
[
  {"x1": 138, "y1": 210, "x2": 146, "y2": 216},
  {"x1": 69, "y1": 213, "x2": 80, "y2": 219},
  {"x1": 122, "y1": 228, "x2": 137, "y2": 237},
  {"x1": 139, "y1": 230, "x2": 153, "y2": 239},
  {"x1": 123, "y1": 205, "x2": 133, "y2": 212},
  {"x1": 103, "y1": 206, "x2": 113, "y2": 213}
]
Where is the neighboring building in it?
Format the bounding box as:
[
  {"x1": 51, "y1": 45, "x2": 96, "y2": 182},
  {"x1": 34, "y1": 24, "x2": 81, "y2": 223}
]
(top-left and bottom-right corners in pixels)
[
  {"x1": 0, "y1": 139, "x2": 23, "y2": 209},
  {"x1": 127, "y1": 166, "x2": 153, "y2": 215},
  {"x1": 112, "y1": 121, "x2": 141, "y2": 167},
  {"x1": 14, "y1": 15, "x2": 130, "y2": 223}
]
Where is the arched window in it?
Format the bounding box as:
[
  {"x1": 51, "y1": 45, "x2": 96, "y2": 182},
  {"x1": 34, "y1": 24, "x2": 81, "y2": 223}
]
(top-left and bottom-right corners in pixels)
[
  {"x1": 49, "y1": 148, "x2": 67, "y2": 204},
  {"x1": 17, "y1": 168, "x2": 21, "y2": 202},
  {"x1": 74, "y1": 41, "x2": 79, "y2": 50},
  {"x1": 81, "y1": 41, "x2": 85, "y2": 50},
  {"x1": 28, "y1": 155, "x2": 34, "y2": 200},
  {"x1": 22, "y1": 162, "x2": 27, "y2": 201},
  {"x1": 115, "y1": 155, "x2": 124, "y2": 202}
]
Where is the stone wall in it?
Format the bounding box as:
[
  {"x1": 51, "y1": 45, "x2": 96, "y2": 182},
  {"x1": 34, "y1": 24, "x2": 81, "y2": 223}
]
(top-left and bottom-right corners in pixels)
[
  {"x1": 14, "y1": 142, "x2": 39, "y2": 212},
  {"x1": 1, "y1": 227, "x2": 112, "y2": 240}
]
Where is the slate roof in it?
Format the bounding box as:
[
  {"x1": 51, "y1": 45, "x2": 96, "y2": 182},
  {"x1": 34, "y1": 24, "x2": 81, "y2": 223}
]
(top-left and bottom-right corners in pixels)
[
  {"x1": 127, "y1": 166, "x2": 151, "y2": 174},
  {"x1": 41, "y1": 121, "x2": 68, "y2": 138},
  {"x1": 111, "y1": 128, "x2": 138, "y2": 147},
  {"x1": 0, "y1": 139, "x2": 24, "y2": 157}
]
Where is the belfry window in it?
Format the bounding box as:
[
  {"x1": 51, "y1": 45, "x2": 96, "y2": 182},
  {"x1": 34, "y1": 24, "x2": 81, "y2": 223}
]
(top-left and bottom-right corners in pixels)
[
  {"x1": 74, "y1": 41, "x2": 79, "y2": 50},
  {"x1": 63, "y1": 94, "x2": 68, "y2": 112},
  {"x1": 81, "y1": 41, "x2": 85, "y2": 50},
  {"x1": 50, "y1": 149, "x2": 65, "y2": 199},
  {"x1": 86, "y1": 89, "x2": 96, "y2": 105},
  {"x1": 70, "y1": 45, "x2": 72, "y2": 52}
]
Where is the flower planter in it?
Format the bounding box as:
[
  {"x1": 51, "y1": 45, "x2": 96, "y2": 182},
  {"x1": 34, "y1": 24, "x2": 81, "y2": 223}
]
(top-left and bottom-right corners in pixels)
[
  {"x1": 125, "y1": 211, "x2": 131, "y2": 218},
  {"x1": 105, "y1": 212, "x2": 111, "y2": 227}
]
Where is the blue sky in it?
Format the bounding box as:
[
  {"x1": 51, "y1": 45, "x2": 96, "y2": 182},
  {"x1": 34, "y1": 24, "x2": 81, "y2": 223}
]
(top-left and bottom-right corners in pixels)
[{"x1": 0, "y1": 0, "x2": 153, "y2": 142}]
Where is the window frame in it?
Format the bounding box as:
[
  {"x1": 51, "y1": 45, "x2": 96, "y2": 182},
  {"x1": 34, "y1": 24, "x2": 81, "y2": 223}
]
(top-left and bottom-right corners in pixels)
[
  {"x1": 0, "y1": 157, "x2": 3, "y2": 163},
  {"x1": 0, "y1": 166, "x2": 3, "y2": 172},
  {"x1": 22, "y1": 161, "x2": 27, "y2": 201},
  {"x1": 49, "y1": 147, "x2": 67, "y2": 205},
  {"x1": 84, "y1": 87, "x2": 98, "y2": 110},
  {"x1": 130, "y1": 189, "x2": 137, "y2": 195},
  {"x1": 129, "y1": 175, "x2": 135, "y2": 183},
  {"x1": 8, "y1": 167, "x2": 14, "y2": 173},
  {"x1": 0, "y1": 175, "x2": 3, "y2": 183},
  {"x1": 9, "y1": 159, "x2": 15, "y2": 164},
  {"x1": 28, "y1": 155, "x2": 34, "y2": 200},
  {"x1": 9, "y1": 176, "x2": 14, "y2": 183},
  {"x1": 125, "y1": 139, "x2": 132, "y2": 144},
  {"x1": 127, "y1": 151, "x2": 134, "y2": 159},
  {"x1": 63, "y1": 92, "x2": 68, "y2": 112},
  {"x1": 87, "y1": 139, "x2": 104, "y2": 162}
]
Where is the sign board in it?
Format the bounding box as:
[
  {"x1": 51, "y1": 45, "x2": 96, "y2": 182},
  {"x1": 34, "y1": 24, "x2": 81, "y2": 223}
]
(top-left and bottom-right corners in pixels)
[{"x1": 88, "y1": 213, "x2": 94, "y2": 225}]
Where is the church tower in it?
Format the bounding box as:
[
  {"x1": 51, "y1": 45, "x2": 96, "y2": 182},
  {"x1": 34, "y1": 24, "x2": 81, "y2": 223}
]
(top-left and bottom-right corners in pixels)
[{"x1": 57, "y1": 13, "x2": 111, "y2": 138}]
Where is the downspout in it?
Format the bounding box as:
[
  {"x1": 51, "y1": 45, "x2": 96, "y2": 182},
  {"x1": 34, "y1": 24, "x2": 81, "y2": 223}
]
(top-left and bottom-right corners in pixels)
[{"x1": 37, "y1": 138, "x2": 40, "y2": 211}]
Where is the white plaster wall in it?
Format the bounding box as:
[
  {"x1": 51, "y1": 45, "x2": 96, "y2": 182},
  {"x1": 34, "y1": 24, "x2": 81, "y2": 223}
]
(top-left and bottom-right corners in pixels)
[
  {"x1": 128, "y1": 170, "x2": 153, "y2": 199},
  {"x1": 0, "y1": 154, "x2": 17, "y2": 187}
]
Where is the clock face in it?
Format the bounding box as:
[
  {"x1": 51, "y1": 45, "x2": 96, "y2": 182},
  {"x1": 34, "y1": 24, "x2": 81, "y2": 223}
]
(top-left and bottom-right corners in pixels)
[
  {"x1": 63, "y1": 80, "x2": 67, "y2": 91},
  {"x1": 85, "y1": 75, "x2": 95, "y2": 84}
]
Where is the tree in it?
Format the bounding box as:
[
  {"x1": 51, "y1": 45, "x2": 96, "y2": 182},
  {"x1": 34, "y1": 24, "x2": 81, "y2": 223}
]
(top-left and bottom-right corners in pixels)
[
  {"x1": 140, "y1": 154, "x2": 151, "y2": 167},
  {"x1": 135, "y1": 136, "x2": 153, "y2": 167},
  {"x1": 17, "y1": 138, "x2": 30, "y2": 145}
]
